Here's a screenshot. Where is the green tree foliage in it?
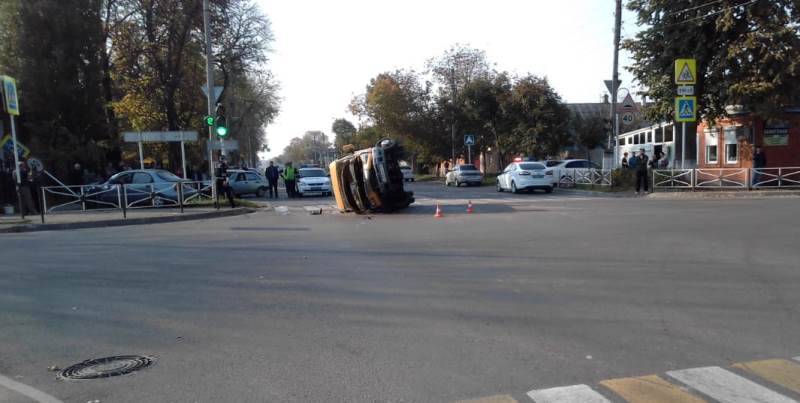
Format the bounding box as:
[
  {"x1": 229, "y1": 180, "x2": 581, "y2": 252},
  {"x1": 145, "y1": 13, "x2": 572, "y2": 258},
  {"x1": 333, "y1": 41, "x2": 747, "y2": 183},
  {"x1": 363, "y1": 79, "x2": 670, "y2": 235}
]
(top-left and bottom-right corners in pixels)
[
  {"x1": 278, "y1": 131, "x2": 332, "y2": 164},
  {"x1": 346, "y1": 46, "x2": 574, "y2": 171},
  {"x1": 0, "y1": 0, "x2": 109, "y2": 172},
  {"x1": 0, "y1": 0, "x2": 278, "y2": 175},
  {"x1": 625, "y1": 0, "x2": 800, "y2": 121},
  {"x1": 331, "y1": 118, "x2": 357, "y2": 152}
]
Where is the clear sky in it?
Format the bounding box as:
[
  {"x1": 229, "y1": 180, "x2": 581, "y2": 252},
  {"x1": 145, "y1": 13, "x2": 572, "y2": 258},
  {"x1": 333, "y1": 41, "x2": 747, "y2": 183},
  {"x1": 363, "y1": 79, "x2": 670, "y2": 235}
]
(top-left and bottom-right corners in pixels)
[{"x1": 256, "y1": 0, "x2": 638, "y2": 159}]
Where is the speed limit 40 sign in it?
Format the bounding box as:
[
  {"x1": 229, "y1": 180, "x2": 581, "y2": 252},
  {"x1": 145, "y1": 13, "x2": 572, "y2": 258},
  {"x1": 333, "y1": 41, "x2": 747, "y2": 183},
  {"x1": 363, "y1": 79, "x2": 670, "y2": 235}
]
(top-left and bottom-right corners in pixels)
[{"x1": 621, "y1": 112, "x2": 635, "y2": 126}]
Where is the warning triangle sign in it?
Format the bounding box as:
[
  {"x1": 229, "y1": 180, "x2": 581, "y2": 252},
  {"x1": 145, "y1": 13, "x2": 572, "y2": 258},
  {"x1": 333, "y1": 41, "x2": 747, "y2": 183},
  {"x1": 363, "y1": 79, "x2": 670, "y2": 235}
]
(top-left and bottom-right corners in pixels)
[
  {"x1": 678, "y1": 63, "x2": 694, "y2": 83},
  {"x1": 618, "y1": 93, "x2": 638, "y2": 112}
]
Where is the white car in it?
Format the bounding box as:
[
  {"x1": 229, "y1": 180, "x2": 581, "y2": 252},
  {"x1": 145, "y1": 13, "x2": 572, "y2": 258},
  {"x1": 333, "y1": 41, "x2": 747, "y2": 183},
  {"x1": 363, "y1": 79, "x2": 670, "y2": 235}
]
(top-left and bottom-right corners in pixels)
[
  {"x1": 496, "y1": 162, "x2": 555, "y2": 193},
  {"x1": 400, "y1": 166, "x2": 415, "y2": 182},
  {"x1": 296, "y1": 168, "x2": 332, "y2": 197},
  {"x1": 544, "y1": 159, "x2": 601, "y2": 187},
  {"x1": 445, "y1": 164, "x2": 484, "y2": 187}
]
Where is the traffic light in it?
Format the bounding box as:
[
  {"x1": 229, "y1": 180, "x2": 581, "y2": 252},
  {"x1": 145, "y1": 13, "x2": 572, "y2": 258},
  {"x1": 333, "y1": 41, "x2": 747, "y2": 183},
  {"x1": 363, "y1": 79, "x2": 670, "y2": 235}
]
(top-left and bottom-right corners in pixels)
[
  {"x1": 215, "y1": 117, "x2": 228, "y2": 138},
  {"x1": 214, "y1": 103, "x2": 228, "y2": 138}
]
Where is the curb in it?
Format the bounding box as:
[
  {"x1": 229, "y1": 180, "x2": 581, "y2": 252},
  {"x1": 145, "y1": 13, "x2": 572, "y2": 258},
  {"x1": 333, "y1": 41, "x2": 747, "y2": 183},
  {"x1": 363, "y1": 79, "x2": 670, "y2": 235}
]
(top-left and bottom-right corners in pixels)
[
  {"x1": 554, "y1": 188, "x2": 634, "y2": 198},
  {"x1": 0, "y1": 207, "x2": 257, "y2": 234},
  {"x1": 646, "y1": 190, "x2": 800, "y2": 199}
]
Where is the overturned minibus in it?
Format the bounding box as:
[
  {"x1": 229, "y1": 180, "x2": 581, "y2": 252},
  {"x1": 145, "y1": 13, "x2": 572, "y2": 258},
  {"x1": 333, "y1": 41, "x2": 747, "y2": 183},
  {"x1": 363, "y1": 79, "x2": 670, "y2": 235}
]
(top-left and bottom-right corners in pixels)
[{"x1": 329, "y1": 139, "x2": 415, "y2": 213}]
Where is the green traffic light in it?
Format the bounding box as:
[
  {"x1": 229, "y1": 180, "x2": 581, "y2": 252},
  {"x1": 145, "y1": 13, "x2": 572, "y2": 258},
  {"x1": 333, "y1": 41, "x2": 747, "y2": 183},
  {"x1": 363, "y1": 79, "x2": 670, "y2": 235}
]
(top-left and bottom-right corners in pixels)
[
  {"x1": 216, "y1": 125, "x2": 228, "y2": 138},
  {"x1": 204, "y1": 115, "x2": 215, "y2": 126}
]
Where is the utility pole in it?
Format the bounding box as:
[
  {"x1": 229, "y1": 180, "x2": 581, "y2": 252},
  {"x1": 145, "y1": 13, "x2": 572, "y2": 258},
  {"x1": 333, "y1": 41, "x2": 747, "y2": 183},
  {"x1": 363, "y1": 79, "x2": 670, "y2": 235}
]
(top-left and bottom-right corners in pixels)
[
  {"x1": 610, "y1": 0, "x2": 622, "y2": 169},
  {"x1": 202, "y1": 0, "x2": 215, "y2": 180},
  {"x1": 450, "y1": 67, "x2": 457, "y2": 168}
]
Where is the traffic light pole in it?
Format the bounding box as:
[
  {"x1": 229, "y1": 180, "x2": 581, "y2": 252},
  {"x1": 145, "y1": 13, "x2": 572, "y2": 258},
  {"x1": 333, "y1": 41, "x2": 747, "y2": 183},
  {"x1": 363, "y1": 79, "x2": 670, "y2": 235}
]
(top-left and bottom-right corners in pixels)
[
  {"x1": 202, "y1": 0, "x2": 215, "y2": 180},
  {"x1": 610, "y1": 0, "x2": 622, "y2": 169}
]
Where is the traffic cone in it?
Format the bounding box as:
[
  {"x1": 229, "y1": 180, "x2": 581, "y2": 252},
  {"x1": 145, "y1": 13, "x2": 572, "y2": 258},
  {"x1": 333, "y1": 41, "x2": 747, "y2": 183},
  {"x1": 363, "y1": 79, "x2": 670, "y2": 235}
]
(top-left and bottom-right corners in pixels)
[
  {"x1": 434, "y1": 204, "x2": 444, "y2": 218},
  {"x1": 466, "y1": 200, "x2": 474, "y2": 214}
]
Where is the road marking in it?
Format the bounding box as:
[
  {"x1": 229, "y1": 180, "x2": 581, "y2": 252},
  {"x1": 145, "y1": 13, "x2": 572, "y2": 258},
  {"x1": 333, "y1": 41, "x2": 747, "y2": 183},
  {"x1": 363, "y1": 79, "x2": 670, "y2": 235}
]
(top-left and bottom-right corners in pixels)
[
  {"x1": 666, "y1": 366, "x2": 796, "y2": 403},
  {"x1": 733, "y1": 359, "x2": 800, "y2": 395},
  {"x1": 527, "y1": 384, "x2": 611, "y2": 403},
  {"x1": 0, "y1": 374, "x2": 62, "y2": 403},
  {"x1": 456, "y1": 394, "x2": 518, "y2": 403},
  {"x1": 599, "y1": 374, "x2": 707, "y2": 402}
]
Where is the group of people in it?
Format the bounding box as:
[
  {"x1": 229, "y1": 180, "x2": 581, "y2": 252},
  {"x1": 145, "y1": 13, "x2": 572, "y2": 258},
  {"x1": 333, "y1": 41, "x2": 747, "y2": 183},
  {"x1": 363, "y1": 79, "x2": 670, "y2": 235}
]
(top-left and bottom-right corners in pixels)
[
  {"x1": 0, "y1": 158, "x2": 43, "y2": 215},
  {"x1": 264, "y1": 161, "x2": 300, "y2": 199},
  {"x1": 621, "y1": 148, "x2": 666, "y2": 195}
]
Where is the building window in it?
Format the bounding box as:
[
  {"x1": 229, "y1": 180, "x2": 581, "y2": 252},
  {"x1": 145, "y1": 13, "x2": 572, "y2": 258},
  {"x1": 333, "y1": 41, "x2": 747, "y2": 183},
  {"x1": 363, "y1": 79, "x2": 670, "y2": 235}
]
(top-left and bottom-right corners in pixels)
[
  {"x1": 664, "y1": 126, "x2": 674, "y2": 142},
  {"x1": 655, "y1": 128, "x2": 663, "y2": 143},
  {"x1": 647, "y1": 131, "x2": 652, "y2": 143},
  {"x1": 725, "y1": 143, "x2": 738, "y2": 164},
  {"x1": 706, "y1": 145, "x2": 718, "y2": 164},
  {"x1": 639, "y1": 133, "x2": 645, "y2": 144},
  {"x1": 723, "y1": 127, "x2": 738, "y2": 164},
  {"x1": 633, "y1": 135, "x2": 639, "y2": 145}
]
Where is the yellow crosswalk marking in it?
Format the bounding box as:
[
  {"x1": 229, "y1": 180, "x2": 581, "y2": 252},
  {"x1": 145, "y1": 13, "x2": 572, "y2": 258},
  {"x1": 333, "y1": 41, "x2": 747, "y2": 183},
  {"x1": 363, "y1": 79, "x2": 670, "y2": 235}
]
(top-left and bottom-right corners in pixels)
[
  {"x1": 600, "y1": 375, "x2": 707, "y2": 403},
  {"x1": 733, "y1": 359, "x2": 800, "y2": 394},
  {"x1": 456, "y1": 394, "x2": 518, "y2": 403}
]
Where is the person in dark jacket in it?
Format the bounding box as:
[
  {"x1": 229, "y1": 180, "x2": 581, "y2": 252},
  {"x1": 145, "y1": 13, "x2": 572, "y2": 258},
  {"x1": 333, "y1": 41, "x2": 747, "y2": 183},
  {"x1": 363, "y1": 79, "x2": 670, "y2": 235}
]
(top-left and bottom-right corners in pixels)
[
  {"x1": 635, "y1": 148, "x2": 649, "y2": 195},
  {"x1": 216, "y1": 157, "x2": 235, "y2": 208},
  {"x1": 753, "y1": 146, "x2": 767, "y2": 186},
  {"x1": 265, "y1": 161, "x2": 280, "y2": 198}
]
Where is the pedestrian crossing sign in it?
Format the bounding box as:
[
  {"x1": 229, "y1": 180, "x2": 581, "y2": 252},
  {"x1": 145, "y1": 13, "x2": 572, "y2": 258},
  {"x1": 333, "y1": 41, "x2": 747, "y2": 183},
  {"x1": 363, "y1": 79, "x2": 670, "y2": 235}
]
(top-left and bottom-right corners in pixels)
[
  {"x1": 464, "y1": 134, "x2": 475, "y2": 146},
  {"x1": 675, "y1": 59, "x2": 697, "y2": 85},
  {"x1": 675, "y1": 96, "x2": 697, "y2": 122}
]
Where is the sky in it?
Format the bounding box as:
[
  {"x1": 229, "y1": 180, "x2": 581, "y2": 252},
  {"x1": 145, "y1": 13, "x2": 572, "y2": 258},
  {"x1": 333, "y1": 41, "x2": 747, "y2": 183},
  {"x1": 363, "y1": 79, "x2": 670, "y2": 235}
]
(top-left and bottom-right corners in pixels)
[{"x1": 256, "y1": 0, "x2": 639, "y2": 160}]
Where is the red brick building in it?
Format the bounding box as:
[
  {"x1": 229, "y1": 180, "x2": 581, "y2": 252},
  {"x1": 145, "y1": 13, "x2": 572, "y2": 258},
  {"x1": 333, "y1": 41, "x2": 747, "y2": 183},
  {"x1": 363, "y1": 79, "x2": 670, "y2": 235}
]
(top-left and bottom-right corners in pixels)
[{"x1": 696, "y1": 108, "x2": 800, "y2": 169}]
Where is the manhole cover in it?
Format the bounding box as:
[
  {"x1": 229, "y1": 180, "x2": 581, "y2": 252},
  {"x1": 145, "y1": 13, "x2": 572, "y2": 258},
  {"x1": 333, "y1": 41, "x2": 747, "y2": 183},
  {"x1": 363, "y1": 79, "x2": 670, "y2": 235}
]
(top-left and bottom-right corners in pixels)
[{"x1": 58, "y1": 355, "x2": 156, "y2": 380}]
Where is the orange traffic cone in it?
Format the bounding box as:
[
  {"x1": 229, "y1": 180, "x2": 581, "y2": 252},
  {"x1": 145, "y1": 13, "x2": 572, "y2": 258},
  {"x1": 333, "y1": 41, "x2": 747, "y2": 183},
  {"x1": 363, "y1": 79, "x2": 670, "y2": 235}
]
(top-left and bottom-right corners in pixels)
[
  {"x1": 434, "y1": 204, "x2": 444, "y2": 218},
  {"x1": 466, "y1": 200, "x2": 474, "y2": 214}
]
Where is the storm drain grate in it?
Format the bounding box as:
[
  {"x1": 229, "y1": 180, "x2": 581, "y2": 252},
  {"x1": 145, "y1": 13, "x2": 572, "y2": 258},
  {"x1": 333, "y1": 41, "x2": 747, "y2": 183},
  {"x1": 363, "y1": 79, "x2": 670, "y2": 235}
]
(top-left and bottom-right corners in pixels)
[{"x1": 58, "y1": 355, "x2": 156, "y2": 380}]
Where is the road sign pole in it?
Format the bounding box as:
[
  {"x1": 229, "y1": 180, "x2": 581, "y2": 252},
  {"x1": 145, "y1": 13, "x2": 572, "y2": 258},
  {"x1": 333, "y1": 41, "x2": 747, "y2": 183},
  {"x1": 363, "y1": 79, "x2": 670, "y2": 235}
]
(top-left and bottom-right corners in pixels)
[
  {"x1": 468, "y1": 145, "x2": 472, "y2": 165},
  {"x1": 681, "y1": 122, "x2": 686, "y2": 169},
  {"x1": 138, "y1": 133, "x2": 144, "y2": 169},
  {"x1": 10, "y1": 115, "x2": 24, "y2": 219},
  {"x1": 181, "y1": 140, "x2": 187, "y2": 179},
  {"x1": 614, "y1": 112, "x2": 620, "y2": 169},
  {"x1": 202, "y1": 0, "x2": 216, "y2": 181}
]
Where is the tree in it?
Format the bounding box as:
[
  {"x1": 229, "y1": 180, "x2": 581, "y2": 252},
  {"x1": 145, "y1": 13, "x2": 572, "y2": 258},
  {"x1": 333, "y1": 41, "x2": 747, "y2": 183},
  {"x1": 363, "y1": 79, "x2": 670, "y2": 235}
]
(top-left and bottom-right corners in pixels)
[
  {"x1": 461, "y1": 74, "x2": 513, "y2": 171},
  {"x1": 625, "y1": 0, "x2": 800, "y2": 122},
  {"x1": 569, "y1": 112, "x2": 608, "y2": 162},
  {"x1": 0, "y1": 0, "x2": 109, "y2": 173},
  {"x1": 503, "y1": 75, "x2": 571, "y2": 160},
  {"x1": 278, "y1": 131, "x2": 332, "y2": 164},
  {"x1": 331, "y1": 118, "x2": 357, "y2": 152}
]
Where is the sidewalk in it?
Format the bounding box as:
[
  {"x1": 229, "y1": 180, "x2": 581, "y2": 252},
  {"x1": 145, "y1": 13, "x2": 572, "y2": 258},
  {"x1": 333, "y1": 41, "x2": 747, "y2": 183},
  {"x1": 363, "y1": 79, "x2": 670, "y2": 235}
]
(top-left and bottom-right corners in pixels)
[
  {"x1": 647, "y1": 189, "x2": 800, "y2": 199},
  {"x1": 0, "y1": 207, "x2": 256, "y2": 233}
]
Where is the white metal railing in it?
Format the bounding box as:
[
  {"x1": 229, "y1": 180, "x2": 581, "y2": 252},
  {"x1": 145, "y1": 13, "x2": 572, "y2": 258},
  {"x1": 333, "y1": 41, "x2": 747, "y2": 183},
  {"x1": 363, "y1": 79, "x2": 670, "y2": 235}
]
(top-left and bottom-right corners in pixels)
[
  {"x1": 556, "y1": 168, "x2": 613, "y2": 187},
  {"x1": 751, "y1": 167, "x2": 800, "y2": 188},
  {"x1": 653, "y1": 169, "x2": 693, "y2": 188},
  {"x1": 652, "y1": 167, "x2": 800, "y2": 190},
  {"x1": 694, "y1": 168, "x2": 749, "y2": 188}
]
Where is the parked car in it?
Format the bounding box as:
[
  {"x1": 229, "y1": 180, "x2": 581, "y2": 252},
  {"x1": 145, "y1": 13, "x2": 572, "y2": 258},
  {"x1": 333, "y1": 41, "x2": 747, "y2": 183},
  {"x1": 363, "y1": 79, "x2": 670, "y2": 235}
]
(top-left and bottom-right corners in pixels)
[
  {"x1": 226, "y1": 169, "x2": 269, "y2": 197},
  {"x1": 544, "y1": 159, "x2": 601, "y2": 187},
  {"x1": 496, "y1": 162, "x2": 554, "y2": 193},
  {"x1": 329, "y1": 139, "x2": 414, "y2": 213},
  {"x1": 445, "y1": 164, "x2": 483, "y2": 187},
  {"x1": 86, "y1": 169, "x2": 197, "y2": 206},
  {"x1": 400, "y1": 166, "x2": 415, "y2": 182},
  {"x1": 297, "y1": 167, "x2": 332, "y2": 197}
]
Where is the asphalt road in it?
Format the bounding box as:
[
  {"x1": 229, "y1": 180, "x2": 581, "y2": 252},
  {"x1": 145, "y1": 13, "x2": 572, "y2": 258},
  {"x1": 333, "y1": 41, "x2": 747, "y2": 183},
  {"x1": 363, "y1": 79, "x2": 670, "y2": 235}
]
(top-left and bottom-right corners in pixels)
[{"x1": 0, "y1": 187, "x2": 799, "y2": 402}]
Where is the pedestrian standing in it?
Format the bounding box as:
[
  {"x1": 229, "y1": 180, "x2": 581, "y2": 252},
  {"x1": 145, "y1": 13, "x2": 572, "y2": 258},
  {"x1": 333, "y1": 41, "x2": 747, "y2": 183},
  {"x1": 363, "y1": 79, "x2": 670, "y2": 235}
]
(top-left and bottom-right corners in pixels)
[
  {"x1": 14, "y1": 162, "x2": 38, "y2": 215},
  {"x1": 265, "y1": 161, "x2": 280, "y2": 198},
  {"x1": 753, "y1": 146, "x2": 767, "y2": 186},
  {"x1": 621, "y1": 152, "x2": 629, "y2": 169},
  {"x1": 635, "y1": 148, "x2": 649, "y2": 195},
  {"x1": 216, "y1": 157, "x2": 235, "y2": 208},
  {"x1": 282, "y1": 162, "x2": 298, "y2": 198}
]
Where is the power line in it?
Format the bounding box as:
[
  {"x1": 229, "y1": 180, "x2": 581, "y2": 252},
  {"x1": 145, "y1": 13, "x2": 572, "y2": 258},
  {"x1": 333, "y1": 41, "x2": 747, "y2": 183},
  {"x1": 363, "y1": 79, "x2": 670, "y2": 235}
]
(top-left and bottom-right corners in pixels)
[
  {"x1": 666, "y1": 0, "x2": 760, "y2": 27},
  {"x1": 666, "y1": 0, "x2": 725, "y2": 17}
]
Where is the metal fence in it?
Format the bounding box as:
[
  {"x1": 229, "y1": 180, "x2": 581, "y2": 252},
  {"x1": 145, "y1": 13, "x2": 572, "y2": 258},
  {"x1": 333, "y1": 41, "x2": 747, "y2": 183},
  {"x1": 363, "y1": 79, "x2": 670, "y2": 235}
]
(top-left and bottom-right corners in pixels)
[
  {"x1": 556, "y1": 169, "x2": 613, "y2": 188},
  {"x1": 653, "y1": 167, "x2": 800, "y2": 190},
  {"x1": 653, "y1": 169, "x2": 694, "y2": 189},
  {"x1": 40, "y1": 180, "x2": 218, "y2": 222}
]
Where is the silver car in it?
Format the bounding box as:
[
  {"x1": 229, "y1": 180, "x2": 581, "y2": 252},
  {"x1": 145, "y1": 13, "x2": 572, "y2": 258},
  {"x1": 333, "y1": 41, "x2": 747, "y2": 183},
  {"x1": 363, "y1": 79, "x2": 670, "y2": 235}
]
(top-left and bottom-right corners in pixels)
[
  {"x1": 226, "y1": 169, "x2": 269, "y2": 197},
  {"x1": 445, "y1": 164, "x2": 484, "y2": 187}
]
